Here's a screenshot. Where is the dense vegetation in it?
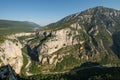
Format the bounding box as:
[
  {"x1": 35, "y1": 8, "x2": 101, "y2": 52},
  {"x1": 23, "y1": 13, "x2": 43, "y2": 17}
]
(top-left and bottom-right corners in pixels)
[
  {"x1": 112, "y1": 31, "x2": 120, "y2": 58},
  {"x1": 18, "y1": 62, "x2": 120, "y2": 80},
  {"x1": 53, "y1": 55, "x2": 80, "y2": 72},
  {"x1": 20, "y1": 46, "x2": 29, "y2": 76},
  {"x1": 29, "y1": 61, "x2": 41, "y2": 74},
  {"x1": 0, "y1": 35, "x2": 6, "y2": 43},
  {"x1": 42, "y1": 21, "x2": 72, "y2": 31}
]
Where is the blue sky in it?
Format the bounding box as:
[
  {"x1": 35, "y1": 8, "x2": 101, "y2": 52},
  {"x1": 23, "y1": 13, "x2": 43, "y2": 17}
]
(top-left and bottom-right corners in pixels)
[{"x1": 0, "y1": 0, "x2": 120, "y2": 26}]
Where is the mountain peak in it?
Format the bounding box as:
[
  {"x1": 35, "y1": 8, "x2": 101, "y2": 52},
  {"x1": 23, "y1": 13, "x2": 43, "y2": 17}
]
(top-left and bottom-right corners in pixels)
[
  {"x1": 58, "y1": 6, "x2": 120, "y2": 23},
  {"x1": 81, "y1": 6, "x2": 119, "y2": 15}
]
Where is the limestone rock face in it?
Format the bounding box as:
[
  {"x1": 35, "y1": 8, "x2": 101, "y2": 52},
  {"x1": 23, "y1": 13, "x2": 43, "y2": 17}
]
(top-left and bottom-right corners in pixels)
[
  {"x1": 71, "y1": 23, "x2": 82, "y2": 30},
  {"x1": 38, "y1": 27, "x2": 80, "y2": 64},
  {"x1": 88, "y1": 25, "x2": 99, "y2": 36},
  {"x1": 0, "y1": 39, "x2": 23, "y2": 74}
]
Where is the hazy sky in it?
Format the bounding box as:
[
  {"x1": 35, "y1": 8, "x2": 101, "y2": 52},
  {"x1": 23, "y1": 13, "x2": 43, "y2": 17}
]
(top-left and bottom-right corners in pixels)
[{"x1": 0, "y1": 0, "x2": 120, "y2": 26}]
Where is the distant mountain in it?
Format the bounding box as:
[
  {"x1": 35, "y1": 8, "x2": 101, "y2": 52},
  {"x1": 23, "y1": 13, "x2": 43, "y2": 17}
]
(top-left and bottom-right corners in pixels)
[
  {"x1": 0, "y1": 20, "x2": 40, "y2": 35},
  {"x1": 46, "y1": 6, "x2": 120, "y2": 32}
]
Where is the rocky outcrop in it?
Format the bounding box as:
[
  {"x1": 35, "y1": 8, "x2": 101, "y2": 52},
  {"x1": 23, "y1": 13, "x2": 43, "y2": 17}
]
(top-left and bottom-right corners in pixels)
[
  {"x1": 70, "y1": 23, "x2": 82, "y2": 30},
  {"x1": 88, "y1": 25, "x2": 99, "y2": 36},
  {"x1": 0, "y1": 37, "x2": 23, "y2": 74},
  {"x1": 38, "y1": 25, "x2": 81, "y2": 64},
  {"x1": 15, "y1": 32, "x2": 34, "y2": 37}
]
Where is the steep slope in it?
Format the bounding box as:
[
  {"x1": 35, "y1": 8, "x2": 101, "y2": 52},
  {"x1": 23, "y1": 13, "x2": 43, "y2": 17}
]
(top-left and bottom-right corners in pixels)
[
  {"x1": 25, "y1": 6, "x2": 120, "y2": 74},
  {"x1": 0, "y1": 19, "x2": 38, "y2": 75},
  {"x1": 0, "y1": 34, "x2": 27, "y2": 74},
  {"x1": 46, "y1": 6, "x2": 120, "y2": 32},
  {"x1": 0, "y1": 32, "x2": 35, "y2": 74}
]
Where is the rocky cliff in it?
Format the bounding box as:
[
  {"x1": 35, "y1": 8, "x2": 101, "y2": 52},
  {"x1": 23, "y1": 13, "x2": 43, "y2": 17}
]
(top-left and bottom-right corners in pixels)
[
  {"x1": 0, "y1": 33, "x2": 34, "y2": 74},
  {"x1": 26, "y1": 6, "x2": 120, "y2": 74},
  {"x1": 0, "y1": 35, "x2": 23, "y2": 74}
]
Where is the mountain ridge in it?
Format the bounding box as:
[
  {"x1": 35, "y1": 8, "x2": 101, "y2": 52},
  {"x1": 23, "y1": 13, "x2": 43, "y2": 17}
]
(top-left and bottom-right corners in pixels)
[
  {"x1": 37, "y1": 6, "x2": 120, "y2": 69},
  {"x1": 45, "y1": 6, "x2": 120, "y2": 31}
]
